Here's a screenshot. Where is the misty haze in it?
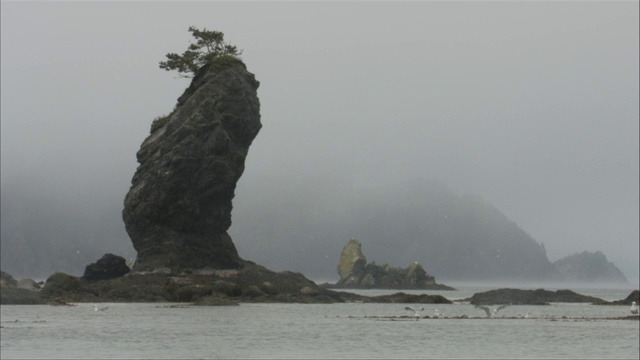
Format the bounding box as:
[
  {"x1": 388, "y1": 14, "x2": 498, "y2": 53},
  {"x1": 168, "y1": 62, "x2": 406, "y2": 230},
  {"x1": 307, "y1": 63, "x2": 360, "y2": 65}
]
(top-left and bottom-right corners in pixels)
[{"x1": 1, "y1": 2, "x2": 638, "y2": 287}]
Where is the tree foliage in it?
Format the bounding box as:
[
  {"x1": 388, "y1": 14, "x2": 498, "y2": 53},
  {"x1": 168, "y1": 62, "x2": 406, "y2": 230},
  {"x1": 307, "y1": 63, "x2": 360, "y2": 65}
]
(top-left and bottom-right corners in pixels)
[{"x1": 159, "y1": 26, "x2": 242, "y2": 78}]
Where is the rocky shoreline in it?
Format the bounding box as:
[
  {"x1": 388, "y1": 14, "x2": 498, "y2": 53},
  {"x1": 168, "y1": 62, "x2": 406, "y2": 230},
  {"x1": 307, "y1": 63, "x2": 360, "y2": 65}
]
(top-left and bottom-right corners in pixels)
[
  {"x1": 2, "y1": 269, "x2": 638, "y2": 308},
  {"x1": 0, "y1": 266, "x2": 453, "y2": 306}
]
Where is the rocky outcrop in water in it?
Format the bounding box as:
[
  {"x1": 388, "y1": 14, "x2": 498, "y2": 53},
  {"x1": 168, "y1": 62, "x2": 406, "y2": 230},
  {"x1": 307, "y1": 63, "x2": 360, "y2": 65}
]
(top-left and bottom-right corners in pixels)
[
  {"x1": 331, "y1": 239, "x2": 453, "y2": 290},
  {"x1": 466, "y1": 288, "x2": 609, "y2": 305},
  {"x1": 611, "y1": 290, "x2": 639, "y2": 306},
  {"x1": 0, "y1": 268, "x2": 451, "y2": 305},
  {"x1": 122, "y1": 57, "x2": 261, "y2": 272},
  {"x1": 4, "y1": 268, "x2": 632, "y2": 308}
]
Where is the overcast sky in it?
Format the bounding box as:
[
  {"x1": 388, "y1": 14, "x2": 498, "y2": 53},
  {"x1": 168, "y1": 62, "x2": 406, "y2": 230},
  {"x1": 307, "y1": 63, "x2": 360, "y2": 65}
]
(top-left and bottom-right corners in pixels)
[{"x1": 1, "y1": 1, "x2": 638, "y2": 283}]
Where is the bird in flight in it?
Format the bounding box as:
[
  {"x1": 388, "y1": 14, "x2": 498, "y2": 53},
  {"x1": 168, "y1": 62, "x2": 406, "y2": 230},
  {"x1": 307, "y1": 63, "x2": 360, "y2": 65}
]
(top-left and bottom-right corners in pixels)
[
  {"x1": 475, "y1": 304, "x2": 509, "y2": 318},
  {"x1": 405, "y1": 306, "x2": 424, "y2": 320}
]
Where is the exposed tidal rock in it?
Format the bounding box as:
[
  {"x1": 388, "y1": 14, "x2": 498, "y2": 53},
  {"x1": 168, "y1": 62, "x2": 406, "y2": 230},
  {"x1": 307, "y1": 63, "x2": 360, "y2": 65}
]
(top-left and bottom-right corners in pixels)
[
  {"x1": 122, "y1": 57, "x2": 261, "y2": 272},
  {"x1": 82, "y1": 253, "x2": 130, "y2": 281},
  {"x1": 611, "y1": 290, "x2": 639, "y2": 305},
  {"x1": 369, "y1": 292, "x2": 452, "y2": 304},
  {"x1": 331, "y1": 239, "x2": 454, "y2": 290},
  {"x1": 466, "y1": 288, "x2": 609, "y2": 305}
]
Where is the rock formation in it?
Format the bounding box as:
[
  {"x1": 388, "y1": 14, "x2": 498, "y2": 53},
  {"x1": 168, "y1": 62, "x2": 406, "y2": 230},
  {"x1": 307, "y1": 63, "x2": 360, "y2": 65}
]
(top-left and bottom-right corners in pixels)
[
  {"x1": 332, "y1": 239, "x2": 453, "y2": 290},
  {"x1": 337, "y1": 238, "x2": 367, "y2": 281},
  {"x1": 2, "y1": 269, "x2": 631, "y2": 307},
  {"x1": 0, "y1": 271, "x2": 17, "y2": 287},
  {"x1": 611, "y1": 290, "x2": 639, "y2": 305},
  {"x1": 122, "y1": 57, "x2": 261, "y2": 272},
  {"x1": 466, "y1": 288, "x2": 609, "y2": 305},
  {"x1": 0, "y1": 279, "x2": 45, "y2": 305},
  {"x1": 82, "y1": 253, "x2": 130, "y2": 281}
]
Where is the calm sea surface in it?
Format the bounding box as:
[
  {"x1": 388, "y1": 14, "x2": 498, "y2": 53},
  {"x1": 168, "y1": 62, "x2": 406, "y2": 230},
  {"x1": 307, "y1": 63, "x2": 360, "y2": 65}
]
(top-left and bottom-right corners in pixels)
[{"x1": 1, "y1": 285, "x2": 638, "y2": 359}]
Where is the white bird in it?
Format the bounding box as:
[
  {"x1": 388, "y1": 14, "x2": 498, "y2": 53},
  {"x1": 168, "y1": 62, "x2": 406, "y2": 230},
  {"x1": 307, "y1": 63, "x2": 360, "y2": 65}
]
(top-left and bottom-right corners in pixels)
[
  {"x1": 475, "y1": 304, "x2": 509, "y2": 318},
  {"x1": 405, "y1": 306, "x2": 424, "y2": 320},
  {"x1": 631, "y1": 302, "x2": 638, "y2": 315},
  {"x1": 434, "y1": 309, "x2": 444, "y2": 318},
  {"x1": 93, "y1": 304, "x2": 109, "y2": 312}
]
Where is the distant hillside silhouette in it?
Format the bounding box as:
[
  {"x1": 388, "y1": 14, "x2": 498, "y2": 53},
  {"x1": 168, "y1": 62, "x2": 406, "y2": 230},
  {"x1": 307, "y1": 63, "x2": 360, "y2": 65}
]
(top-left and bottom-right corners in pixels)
[
  {"x1": 1, "y1": 176, "x2": 628, "y2": 284},
  {"x1": 231, "y1": 177, "x2": 561, "y2": 281},
  {"x1": 554, "y1": 251, "x2": 627, "y2": 283}
]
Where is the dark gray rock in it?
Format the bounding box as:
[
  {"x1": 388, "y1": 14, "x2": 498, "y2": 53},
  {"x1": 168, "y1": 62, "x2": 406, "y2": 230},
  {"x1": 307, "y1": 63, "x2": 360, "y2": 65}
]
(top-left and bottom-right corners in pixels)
[
  {"x1": 41, "y1": 272, "x2": 82, "y2": 295},
  {"x1": 467, "y1": 288, "x2": 609, "y2": 305},
  {"x1": 211, "y1": 280, "x2": 242, "y2": 297},
  {"x1": 39, "y1": 272, "x2": 99, "y2": 303},
  {"x1": 331, "y1": 239, "x2": 454, "y2": 290},
  {"x1": 0, "y1": 287, "x2": 46, "y2": 304},
  {"x1": 193, "y1": 294, "x2": 239, "y2": 306},
  {"x1": 242, "y1": 285, "x2": 265, "y2": 298},
  {"x1": 0, "y1": 271, "x2": 17, "y2": 287},
  {"x1": 611, "y1": 290, "x2": 639, "y2": 305},
  {"x1": 122, "y1": 57, "x2": 261, "y2": 272},
  {"x1": 82, "y1": 253, "x2": 130, "y2": 281},
  {"x1": 1, "y1": 271, "x2": 45, "y2": 304},
  {"x1": 369, "y1": 292, "x2": 452, "y2": 304}
]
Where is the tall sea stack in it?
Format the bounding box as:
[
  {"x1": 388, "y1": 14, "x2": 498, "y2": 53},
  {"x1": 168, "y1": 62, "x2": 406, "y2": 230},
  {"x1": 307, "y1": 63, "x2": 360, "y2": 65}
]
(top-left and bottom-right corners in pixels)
[{"x1": 123, "y1": 58, "x2": 261, "y2": 272}]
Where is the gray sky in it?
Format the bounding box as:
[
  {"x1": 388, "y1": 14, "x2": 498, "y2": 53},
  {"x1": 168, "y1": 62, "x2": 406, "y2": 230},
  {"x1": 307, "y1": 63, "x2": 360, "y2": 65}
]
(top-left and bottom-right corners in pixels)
[{"x1": 1, "y1": 1, "x2": 638, "y2": 283}]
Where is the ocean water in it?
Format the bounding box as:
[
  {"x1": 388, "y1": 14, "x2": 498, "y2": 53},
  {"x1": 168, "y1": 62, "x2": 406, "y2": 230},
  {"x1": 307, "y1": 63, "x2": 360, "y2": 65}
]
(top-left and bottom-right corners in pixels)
[{"x1": 1, "y1": 286, "x2": 638, "y2": 359}]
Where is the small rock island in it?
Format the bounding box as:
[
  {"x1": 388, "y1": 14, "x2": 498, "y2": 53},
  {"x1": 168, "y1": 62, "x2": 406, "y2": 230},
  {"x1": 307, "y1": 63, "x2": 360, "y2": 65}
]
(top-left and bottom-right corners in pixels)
[{"x1": 329, "y1": 239, "x2": 454, "y2": 290}]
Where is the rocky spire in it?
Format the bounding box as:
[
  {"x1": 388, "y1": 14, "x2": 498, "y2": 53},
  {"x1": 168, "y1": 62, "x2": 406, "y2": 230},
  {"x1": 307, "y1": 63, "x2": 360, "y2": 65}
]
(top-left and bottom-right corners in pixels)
[
  {"x1": 337, "y1": 238, "x2": 367, "y2": 282},
  {"x1": 123, "y1": 57, "x2": 261, "y2": 272}
]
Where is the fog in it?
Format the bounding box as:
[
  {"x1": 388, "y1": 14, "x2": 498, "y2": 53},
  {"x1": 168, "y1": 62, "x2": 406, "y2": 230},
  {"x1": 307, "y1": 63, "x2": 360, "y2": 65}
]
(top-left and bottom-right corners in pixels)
[{"x1": 1, "y1": 2, "x2": 638, "y2": 285}]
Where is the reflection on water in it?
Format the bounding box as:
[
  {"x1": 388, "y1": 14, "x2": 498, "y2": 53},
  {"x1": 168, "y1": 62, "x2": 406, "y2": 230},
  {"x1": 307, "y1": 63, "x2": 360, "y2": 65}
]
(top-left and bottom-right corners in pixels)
[{"x1": 1, "y1": 286, "x2": 638, "y2": 359}]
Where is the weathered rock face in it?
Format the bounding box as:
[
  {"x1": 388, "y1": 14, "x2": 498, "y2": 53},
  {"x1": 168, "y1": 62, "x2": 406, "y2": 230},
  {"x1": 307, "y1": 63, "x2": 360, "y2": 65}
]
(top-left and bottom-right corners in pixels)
[
  {"x1": 123, "y1": 58, "x2": 261, "y2": 272},
  {"x1": 82, "y1": 253, "x2": 130, "y2": 281},
  {"x1": 334, "y1": 239, "x2": 453, "y2": 290},
  {"x1": 337, "y1": 239, "x2": 367, "y2": 280},
  {"x1": 40, "y1": 272, "x2": 84, "y2": 299}
]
